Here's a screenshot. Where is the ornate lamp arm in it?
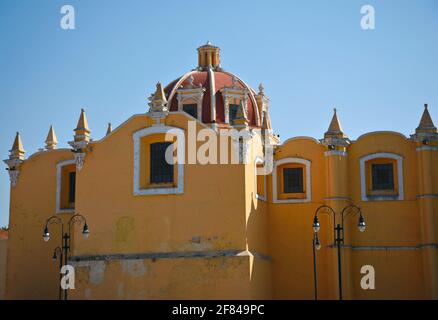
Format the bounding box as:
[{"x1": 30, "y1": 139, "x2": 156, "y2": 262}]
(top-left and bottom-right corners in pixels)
[
  {"x1": 68, "y1": 213, "x2": 90, "y2": 242},
  {"x1": 68, "y1": 213, "x2": 85, "y2": 233},
  {"x1": 43, "y1": 215, "x2": 64, "y2": 242},
  {"x1": 313, "y1": 205, "x2": 337, "y2": 242},
  {"x1": 340, "y1": 204, "x2": 366, "y2": 238}
]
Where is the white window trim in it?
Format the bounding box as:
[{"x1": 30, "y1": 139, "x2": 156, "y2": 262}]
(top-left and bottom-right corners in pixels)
[
  {"x1": 176, "y1": 89, "x2": 205, "y2": 122},
  {"x1": 221, "y1": 89, "x2": 248, "y2": 124},
  {"x1": 56, "y1": 159, "x2": 76, "y2": 214},
  {"x1": 255, "y1": 157, "x2": 267, "y2": 201},
  {"x1": 133, "y1": 126, "x2": 185, "y2": 196},
  {"x1": 272, "y1": 157, "x2": 311, "y2": 203},
  {"x1": 360, "y1": 152, "x2": 404, "y2": 201}
]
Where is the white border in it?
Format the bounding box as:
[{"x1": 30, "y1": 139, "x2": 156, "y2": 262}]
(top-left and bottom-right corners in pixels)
[
  {"x1": 255, "y1": 157, "x2": 266, "y2": 201},
  {"x1": 359, "y1": 152, "x2": 404, "y2": 201},
  {"x1": 272, "y1": 157, "x2": 311, "y2": 203},
  {"x1": 56, "y1": 159, "x2": 76, "y2": 214},
  {"x1": 133, "y1": 126, "x2": 185, "y2": 196}
]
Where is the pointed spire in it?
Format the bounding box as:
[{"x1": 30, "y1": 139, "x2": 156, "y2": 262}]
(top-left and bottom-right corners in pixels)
[
  {"x1": 153, "y1": 82, "x2": 167, "y2": 104},
  {"x1": 71, "y1": 108, "x2": 91, "y2": 146},
  {"x1": 416, "y1": 104, "x2": 437, "y2": 134},
  {"x1": 325, "y1": 108, "x2": 346, "y2": 138},
  {"x1": 45, "y1": 125, "x2": 58, "y2": 150},
  {"x1": 148, "y1": 82, "x2": 168, "y2": 112},
  {"x1": 106, "y1": 123, "x2": 112, "y2": 136},
  {"x1": 9, "y1": 132, "x2": 25, "y2": 160},
  {"x1": 258, "y1": 83, "x2": 265, "y2": 95},
  {"x1": 75, "y1": 108, "x2": 90, "y2": 134},
  {"x1": 4, "y1": 132, "x2": 25, "y2": 187}
]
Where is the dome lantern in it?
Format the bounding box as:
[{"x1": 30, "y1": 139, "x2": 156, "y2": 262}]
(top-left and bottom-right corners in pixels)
[{"x1": 197, "y1": 41, "x2": 221, "y2": 71}]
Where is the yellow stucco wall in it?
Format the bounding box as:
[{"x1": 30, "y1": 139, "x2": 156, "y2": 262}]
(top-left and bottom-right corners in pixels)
[
  {"x1": 267, "y1": 132, "x2": 437, "y2": 299},
  {"x1": 5, "y1": 149, "x2": 75, "y2": 299},
  {"x1": 62, "y1": 113, "x2": 270, "y2": 299},
  {"x1": 3, "y1": 110, "x2": 437, "y2": 299},
  {"x1": 0, "y1": 237, "x2": 7, "y2": 300}
]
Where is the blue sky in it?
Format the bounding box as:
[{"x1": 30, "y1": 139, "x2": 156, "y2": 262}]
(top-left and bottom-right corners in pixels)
[{"x1": 0, "y1": 0, "x2": 437, "y2": 226}]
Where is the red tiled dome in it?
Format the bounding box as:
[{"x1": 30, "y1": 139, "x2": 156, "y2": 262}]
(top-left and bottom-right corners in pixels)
[{"x1": 164, "y1": 70, "x2": 260, "y2": 127}]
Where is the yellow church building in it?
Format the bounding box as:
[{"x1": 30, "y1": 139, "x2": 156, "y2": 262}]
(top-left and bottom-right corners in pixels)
[{"x1": 3, "y1": 43, "x2": 438, "y2": 300}]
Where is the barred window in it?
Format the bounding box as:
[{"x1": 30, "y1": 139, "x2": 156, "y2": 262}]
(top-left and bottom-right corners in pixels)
[
  {"x1": 283, "y1": 167, "x2": 304, "y2": 193},
  {"x1": 229, "y1": 104, "x2": 239, "y2": 123},
  {"x1": 371, "y1": 163, "x2": 394, "y2": 190},
  {"x1": 150, "y1": 142, "x2": 174, "y2": 184},
  {"x1": 183, "y1": 104, "x2": 197, "y2": 119}
]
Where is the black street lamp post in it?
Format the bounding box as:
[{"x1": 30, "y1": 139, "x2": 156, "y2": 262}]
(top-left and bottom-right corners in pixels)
[
  {"x1": 312, "y1": 204, "x2": 366, "y2": 300},
  {"x1": 51, "y1": 246, "x2": 63, "y2": 300},
  {"x1": 312, "y1": 232, "x2": 320, "y2": 300},
  {"x1": 43, "y1": 213, "x2": 90, "y2": 300}
]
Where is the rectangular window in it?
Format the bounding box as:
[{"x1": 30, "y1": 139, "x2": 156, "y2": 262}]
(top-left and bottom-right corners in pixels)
[
  {"x1": 229, "y1": 104, "x2": 239, "y2": 123},
  {"x1": 68, "y1": 172, "x2": 76, "y2": 205},
  {"x1": 371, "y1": 163, "x2": 394, "y2": 190},
  {"x1": 150, "y1": 142, "x2": 174, "y2": 184},
  {"x1": 58, "y1": 162, "x2": 76, "y2": 211},
  {"x1": 183, "y1": 104, "x2": 197, "y2": 119},
  {"x1": 283, "y1": 167, "x2": 304, "y2": 193}
]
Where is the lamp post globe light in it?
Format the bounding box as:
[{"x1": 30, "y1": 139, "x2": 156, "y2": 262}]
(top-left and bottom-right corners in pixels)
[
  {"x1": 358, "y1": 214, "x2": 366, "y2": 233},
  {"x1": 42, "y1": 213, "x2": 90, "y2": 300},
  {"x1": 312, "y1": 216, "x2": 320, "y2": 233},
  {"x1": 314, "y1": 235, "x2": 321, "y2": 250},
  {"x1": 311, "y1": 204, "x2": 366, "y2": 300},
  {"x1": 43, "y1": 226, "x2": 50, "y2": 242}
]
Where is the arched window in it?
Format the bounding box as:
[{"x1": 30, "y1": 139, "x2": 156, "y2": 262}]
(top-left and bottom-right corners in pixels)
[
  {"x1": 133, "y1": 126, "x2": 185, "y2": 195},
  {"x1": 360, "y1": 152, "x2": 404, "y2": 201},
  {"x1": 272, "y1": 157, "x2": 311, "y2": 203}
]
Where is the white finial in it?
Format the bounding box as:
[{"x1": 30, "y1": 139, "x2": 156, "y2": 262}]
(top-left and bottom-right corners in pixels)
[
  {"x1": 258, "y1": 83, "x2": 265, "y2": 94},
  {"x1": 207, "y1": 40, "x2": 212, "y2": 45}
]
